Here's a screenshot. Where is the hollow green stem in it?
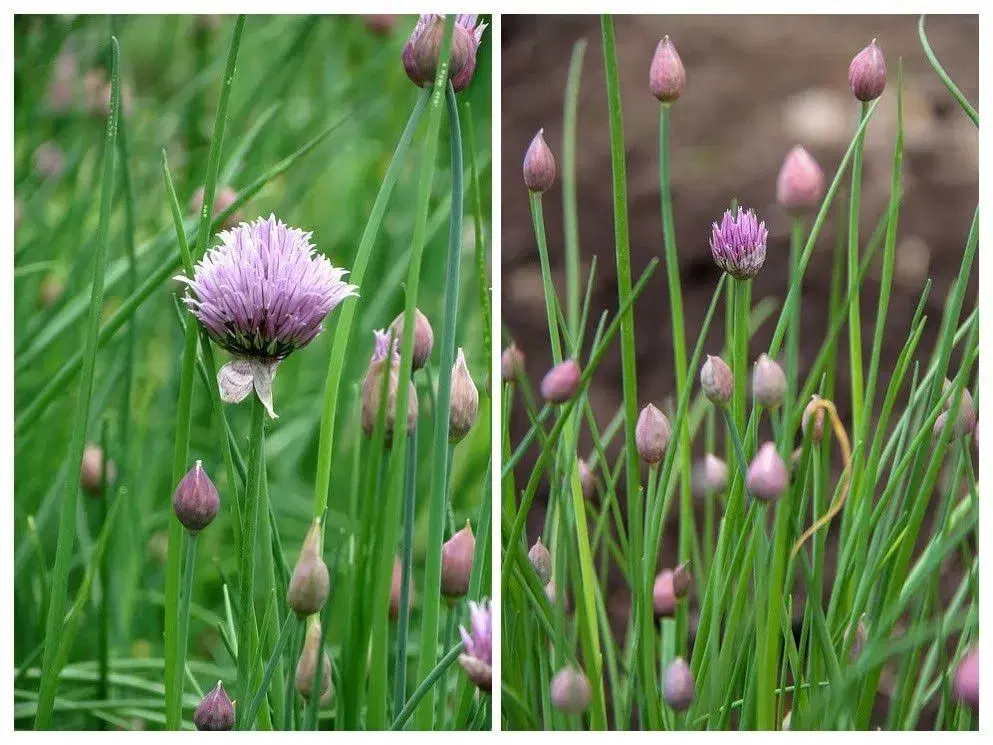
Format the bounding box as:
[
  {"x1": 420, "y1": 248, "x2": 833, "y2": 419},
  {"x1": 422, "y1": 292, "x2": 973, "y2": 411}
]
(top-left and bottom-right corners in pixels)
[{"x1": 393, "y1": 424, "x2": 418, "y2": 713}]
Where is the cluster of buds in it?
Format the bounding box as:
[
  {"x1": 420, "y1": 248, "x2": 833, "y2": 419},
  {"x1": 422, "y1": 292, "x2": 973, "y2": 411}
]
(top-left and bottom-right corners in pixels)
[
  {"x1": 441, "y1": 522, "x2": 476, "y2": 599},
  {"x1": 653, "y1": 562, "x2": 691, "y2": 619},
  {"x1": 636, "y1": 403, "x2": 672, "y2": 465},
  {"x1": 172, "y1": 460, "x2": 220, "y2": 534},
  {"x1": 287, "y1": 520, "x2": 331, "y2": 618}
]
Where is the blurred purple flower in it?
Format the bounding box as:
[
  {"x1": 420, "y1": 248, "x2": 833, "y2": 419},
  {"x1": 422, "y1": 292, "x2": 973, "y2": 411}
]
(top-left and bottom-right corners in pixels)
[
  {"x1": 459, "y1": 599, "x2": 492, "y2": 692},
  {"x1": 709, "y1": 207, "x2": 768, "y2": 279},
  {"x1": 177, "y1": 214, "x2": 357, "y2": 417}
]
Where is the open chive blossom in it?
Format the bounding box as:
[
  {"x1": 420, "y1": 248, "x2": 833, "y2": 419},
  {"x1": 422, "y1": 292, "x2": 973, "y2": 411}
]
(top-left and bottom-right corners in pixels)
[
  {"x1": 709, "y1": 207, "x2": 768, "y2": 279},
  {"x1": 177, "y1": 214, "x2": 358, "y2": 418},
  {"x1": 458, "y1": 599, "x2": 493, "y2": 692}
]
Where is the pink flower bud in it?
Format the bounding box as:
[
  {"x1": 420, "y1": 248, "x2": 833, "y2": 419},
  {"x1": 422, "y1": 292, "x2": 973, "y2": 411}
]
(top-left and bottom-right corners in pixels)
[
  {"x1": 693, "y1": 454, "x2": 728, "y2": 496},
  {"x1": 776, "y1": 146, "x2": 825, "y2": 212},
  {"x1": 700, "y1": 355, "x2": 733, "y2": 406},
  {"x1": 752, "y1": 353, "x2": 787, "y2": 409},
  {"x1": 441, "y1": 521, "x2": 475, "y2": 598},
  {"x1": 550, "y1": 667, "x2": 591, "y2": 714},
  {"x1": 653, "y1": 570, "x2": 677, "y2": 619},
  {"x1": 287, "y1": 520, "x2": 330, "y2": 618},
  {"x1": 172, "y1": 460, "x2": 220, "y2": 534},
  {"x1": 649, "y1": 36, "x2": 685, "y2": 103},
  {"x1": 663, "y1": 657, "x2": 695, "y2": 711},
  {"x1": 449, "y1": 348, "x2": 479, "y2": 443},
  {"x1": 848, "y1": 39, "x2": 886, "y2": 102},
  {"x1": 194, "y1": 681, "x2": 234, "y2": 731},
  {"x1": 953, "y1": 647, "x2": 978, "y2": 711},
  {"x1": 502, "y1": 344, "x2": 525, "y2": 382},
  {"x1": 295, "y1": 619, "x2": 332, "y2": 705},
  {"x1": 389, "y1": 307, "x2": 434, "y2": 371},
  {"x1": 802, "y1": 395, "x2": 826, "y2": 443},
  {"x1": 528, "y1": 537, "x2": 552, "y2": 585},
  {"x1": 636, "y1": 403, "x2": 672, "y2": 464},
  {"x1": 746, "y1": 442, "x2": 789, "y2": 503},
  {"x1": 578, "y1": 458, "x2": 597, "y2": 500},
  {"x1": 523, "y1": 128, "x2": 556, "y2": 193},
  {"x1": 540, "y1": 359, "x2": 581, "y2": 403},
  {"x1": 80, "y1": 444, "x2": 116, "y2": 496}
]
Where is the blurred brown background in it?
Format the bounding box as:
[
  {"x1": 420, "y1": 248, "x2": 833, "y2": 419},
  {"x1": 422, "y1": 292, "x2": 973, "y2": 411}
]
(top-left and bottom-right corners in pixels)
[{"x1": 501, "y1": 12, "x2": 978, "y2": 685}]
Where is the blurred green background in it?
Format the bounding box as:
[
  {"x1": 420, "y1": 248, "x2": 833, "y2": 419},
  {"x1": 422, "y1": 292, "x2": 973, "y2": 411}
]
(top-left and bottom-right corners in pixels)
[{"x1": 13, "y1": 14, "x2": 491, "y2": 728}]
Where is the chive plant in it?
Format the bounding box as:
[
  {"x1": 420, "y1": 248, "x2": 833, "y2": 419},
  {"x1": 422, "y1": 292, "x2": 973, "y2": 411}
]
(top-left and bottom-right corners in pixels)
[
  {"x1": 14, "y1": 14, "x2": 491, "y2": 731},
  {"x1": 501, "y1": 15, "x2": 977, "y2": 731}
]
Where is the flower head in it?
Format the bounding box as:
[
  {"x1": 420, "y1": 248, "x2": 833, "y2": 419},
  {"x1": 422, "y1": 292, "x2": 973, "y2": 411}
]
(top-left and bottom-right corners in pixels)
[
  {"x1": 178, "y1": 215, "x2": 357, "y2": 418},
  {"x1": 449, "y1": 348, "x2": 479, "y2": 443},
  {"x1": 295, "y1": 618, "x2": 333, "y2": 705},
  {"x1": 172, "y1": 460, "x2": 220, "y2": 534},
  {"x1": 441, "y1": 522, "x2": 475, "y2": 598},
  {"x1": 636, "y1": 403, "x2": 672, "y2": 464},
  {"x1": 194, "y1": 681, "x2": 235, "y2": 731},
  {"x1": 746, "y1": 442, "x2": 789, "y2": 503},
  {"x1": 849, "y1": 39, "x2": 886, "y2": 102},
  {"x1": 663, "y1": 657, "x2": 695, "y2": 711},
  {"x1": 459, "y1": 599, "x2": 492, "y2": 692},
  {"x1": 709, "y1": 207, "x2": 768, "y2": 279},
  {"x1": 649, "y1": 36, "x2": 685, "y2": 102},
  {"x1": 287, "y1": 520, "x2": 330, "y2": 618},
  {"x1": 700, "y1": 355, "x2": 734, "y2": 406},
  {"x1": 776, "y1": 146, "x2": 825, "y2": 212},
  {"x1": 450, "y1": 15, "x2": 487, "y2": 93},
  {"x1": 752, "y1": 353, "x2": 787, "y2": 409},
  {"x1": 523, "y1": 128, "x2": 556, "y2": 193},
  {"x1": 541, "y1": 359, "x2": 581, "y2": 403},
  {"x1": 402, "y1": 14, "x2": 481, "y2": 90},
  {"x1": 952, "y1": 647, "x2": 978, "y2": 711},
  {"x1": 551, "y1": 667, "x2": 591, "y2": 714}
]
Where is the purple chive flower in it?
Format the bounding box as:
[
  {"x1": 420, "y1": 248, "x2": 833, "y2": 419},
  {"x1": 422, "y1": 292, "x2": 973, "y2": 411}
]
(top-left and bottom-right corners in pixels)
[
  {"x1": 709, "y1": 207, "x2": 768, "y2": 279},
  {"x1": 177, "y1": 214, "x2": 357, "y2": 418},
  {"x1": 402, "y1": 14, "x2": 481, "y2": 90},
  {"x1": 459, "y1": 599, "x2": 492, "y2": 692}
]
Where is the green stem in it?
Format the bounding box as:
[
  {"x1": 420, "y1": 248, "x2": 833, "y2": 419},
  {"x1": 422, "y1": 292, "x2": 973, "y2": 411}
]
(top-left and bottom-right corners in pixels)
[
  {"x1": 311, "y1": 88, "x2": 429, "y2": 521},
  {"x1": 562, "y1": 39, "x2": 587, "y2": 340},
  {"x1": 393, "y1": 424, "x2": 418, "y2": 713},
  {"x1": 529, "y1": 192, "x2": 563, "y2": 365},
  {"x1": 33, "y1": 37, "x2": 119, "y2": 731},
  {"x1": 243, "y1": 609, "x2": 297, "y2": 729},
  {"x1": 235, "y1": 397, "x2": 267, "y2": 730},
  {"x1": 846, "y1": 102, "x2": 869, "y2": 439},
  {"x1": 392, "y1": 642, "x2": 464, "y2": 731},
  {"x1": 174, "y1": 532, "x2": 198, "y2": 726}
]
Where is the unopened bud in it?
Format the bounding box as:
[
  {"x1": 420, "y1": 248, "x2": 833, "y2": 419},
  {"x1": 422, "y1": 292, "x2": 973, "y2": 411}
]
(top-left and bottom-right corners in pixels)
[
  {"x1": 528, "y1": 537, "x2": 552, "y2": 585},
  {"x1": 672, "y1": 561, "x2": 691, "y2": 598},
  {"x1": 663, "y1": 657, "x2": 695, "y2": 711},
  {"x1": 934, "y1": 381, "x2": 977, "y2": 439},
  {"x1": 191, "y1": 185, "x2": 241, "y2": 230},
  {"x1": 550, "y1": 667, "x2": 591, "y2": 714},
  {"x1": 80, "y1": 444, "x2": 116, "y2": 496},
  {"x1": 361, "y1": 331, "x2": 419, "y2": 445},
  {"x1": 649, "y1": 35, "x2": 685, "y2": 103},
  {"x1": 635, "y1": 403, "x2": 671, "y2": 464},
  {"x1": 172, "y1": 460, "x2": 220, "y2": 533},
  {"x1": 653, "y1": 569, "x2": 677, "y2": 619},
  {"x1": 700, "y1": 355, "x2": 733, "y2": 406},
  {"x1": 578, "y1": 458, "x2": 597, "y2": 500},
  {"x1": 952, "y1": 647, "x2": 979, "y2": 711},
  {"x1": 389, "y1": 307, "x2": 434, "y2": 371},
  {"x1": 523, "y1": 128, "x2": 556, "y2": 193},
  {"x1": 746, "y1": 442, "x2": 789, "y2": 503},
  {"x1": 502, "y1": 344, "x2": 525, "y2": 382},
  {"x1": 39, "y1": 273, "x2": 64, "y2": 309},
  {"x1": 295, "y1": 619, "x2": 332, "y2": 705},
  {"x1": 693, "y1": 454, "x2": 728, "y2": 496},
  {"x1": 802, "y1": 395, "x2": 826, "y2": 443},
  {"x1": 846, "y1": 614, "x2": 868, "y2": 664},
  {"x1": 449, "y1": 348, "x2": 479, "y2": 443},
  {"x1": 441, "y1": 521, "x2": 475, "y2": 598},
  {"x1": 540, "y1": 359, "x2": 581, "y2": 403},
  {"x1": 194, "y1": 681, "x2": 235, "y2": 731},
  {"x1": 401, "y1": 14, "x2": 472, "y2": 88},
  {"x1": 752, "y1": 354, "x2": 786, "y2": 408},
  {"x1": 287, "y1": 521, "x2": 330, "y2": 618},
  {"x1": 776, "y1": 146, "x2": 825, "y2": 213},
  {"x1": 848, "y1": 39, "x2": 886, "y2": 102}
]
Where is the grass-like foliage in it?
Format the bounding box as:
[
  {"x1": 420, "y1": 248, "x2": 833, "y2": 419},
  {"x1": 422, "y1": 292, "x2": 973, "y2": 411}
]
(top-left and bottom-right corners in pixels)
[
  {"x1": 14, "y1": 14, "x2": 492, "y2": 731},
  {"x1": 501, "y1": 14, "x2": 977, "y2": 731}
]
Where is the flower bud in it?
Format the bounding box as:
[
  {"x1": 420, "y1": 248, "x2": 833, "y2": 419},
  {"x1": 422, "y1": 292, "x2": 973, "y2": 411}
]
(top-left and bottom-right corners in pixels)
[
  {"x1": 541, "y1": 359, "x2": 581, "y2": 403},
  {"x1": 172, "y1": 460, "x2": 220, "y2": 534},
  {"x1": 287, "y1": 520, "x2": 330, "y2": 618},
  {"x1": 653, "y1": 570, "x2": 677, "y2": 619},
  {"x1": 523, "y1": 128, "x2": 556, "y2": 193},
  {"x1": 363, "y1": 14, "x2": 396, "y2": 36},
  {"x1": 776, "y1": 146, "x2": 825, "y2": 213},
  {"x1": 295, "y1": 619, "x2": 332, "y2": 705},
  {"x1": 458, "y1": 600, "x2": 493, "y2": 692},
  {"x1": 401, "y1": 14, "x2": 472, "y2": 88},
  {"x1": 528, "y1": 537, "x2": 552, "y2": 585},
  {"x1": 636, "y1": 403, "x2": 672, "y2": 464},
  {"x1": 746, "y1": 442, "x2": 789, "y2": 503},
  {"x1": 848, "y1": 39, "x2": 886, "y2": 102},
  {"x1": 39, "y1": 273, "x2": 64, "y2": 309},
  {"x1": 846, "y1": 614, "x2": 867, "y2": 664},
  {"x1": 752, "y1": 354, "x2": 787, "y2": 409},
  {"x1": 550, "y1": 667, "x2": 591, "y2": 714},
  {"x1": 80, "y1": 444, "x2": 116, "y2": 496},
  {"x1": 389, "y1": 307, "x2": 434, "y2": 371},
  {"x1": 952, "y1": 647, "x2": 979, "y2": 711},
  {"x1": 700, "y1": 355, "x2": 733, "y2": 406},
  {"x1": 578, "y1": 458, "x2": 597, "y2": 500},
  {"x1": 191, "y1": 185, "x2": 241, "y2": 230},
  {"x1": 663, "y1": 657, "x2": 695, "y2": 711},
  {"x1": 941, "y1": 379, "x2": 977, "y2": 437},
  {"x1": 693, "y1": 454, "x2": 728, "y2": 496},
  {"x1": 449, "y1": 348, "x2": 479, "y2": 443},
  {"x1": 502, "y1": 344, "x2": 525, "y2": 382},
  {"x1": 649, "y1": 35, "x2": 685, "y2": 103},
  {"x1": 672, "y1": 562, "x2": 691, "y2": 598},
  {"x1": 389, "y1": 555, "x2": 415, "y2": 621},
  {"x1": 802, "y1": 395, "x2": 826, "y2": 443},
  {"x1": 441, "y1": 521, "x2": 475, "y2": 598},
  {"x1": 543, "y1": 580, "x2": 572, "y2": 613},
  {"x1": 194, "y1": 681, "x2": 235, "y2": 731},
  {"x1": 361, "y1": 331, "x2": 418, "y2": 445}
]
